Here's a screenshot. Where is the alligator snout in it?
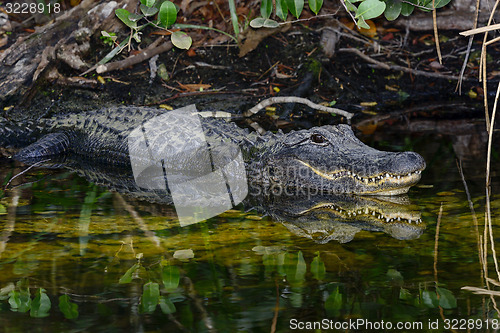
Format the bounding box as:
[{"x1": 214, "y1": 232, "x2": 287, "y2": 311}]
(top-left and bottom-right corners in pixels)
[{"x1": 390, "y1": 151, "x2": 426, "y2": 175}]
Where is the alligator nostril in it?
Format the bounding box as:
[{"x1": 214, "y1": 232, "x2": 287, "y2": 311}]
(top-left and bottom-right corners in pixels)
[{"x1": 401, "y1": 152, "x2": 426, "y2": 171}]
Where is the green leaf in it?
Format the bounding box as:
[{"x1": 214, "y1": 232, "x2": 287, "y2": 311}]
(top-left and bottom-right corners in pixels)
[
  {"x1": 158, "y1": 1, "x2": 177, "y2": 28},
  {"x1": 433, "y1": 0, "x2": 451, "y2": 8},
  {"x1": 310, "y1": 254, "x2": 325, "y2": 280},
  {"x1": 159, "y1": 296, "x2": 176, "y2": 314},
  {"x1": 276, "y1": 0, "x2": 288, "y2": 21},
  {"x1": 140, "y1": 0, "x2": 156, "y2": 6},
  {"x1": 171, "y1": 31, "x2": 192, "y2": 49},
  {"x1": 355, "y1": 0, "x2": 386, "y2": 20},
  {"x1": 128, "y1": 13, "x2": 144, "y2": 22},
  {"x1": 115, "y1": 8, "x2": 137, "y2": 29},
  {"x1": 286, "y1": 0, "x2": 304, "y2": 18},
  {"x1": 227, "y1": 0, "x2": 240, "y2": 37},
  {"x1": 308, "y1": 0, "x2": 323, "y2": 15},
  {"x1": 384, "y1": 0, "x2": 402, "y2": 20},
  {"x1": 284, "y1": 251, "x2": 306, "y2": 285},
  {"x1": 399, "y1": 288, "x2": 412, "y2": 301},
  {"x1": 162, "y1": 264, "x2": 180, "y2": 291},
  {"x1": 250, "y1": 18, "x2": 280, "y2": 28},
  {"x1": 9, "y1": 289, "x2": 31, "y2": 313},
  {"x1": 139, "y1": 282, "x2": 160, "y2": 314},
  {"x1": 422, "y1": 290, "x2": 439, "y2": 308},
  {"x1": 295, "y1": 251, "x2": 306, "y2": 282},
  {"x1": 59, "y1": 295, "x2": 79, "y2": 320},
  {"x1": 386, "y1": 268, "x2": 404, "y2": 284},
  {"x1": 325, "y1": 287, "x2": 342, "y2": 317},
  {"x1": 141, "y1": 4, "x2": 159, "y2": 16},
  {"x1": 0, "y1": 204, "x2": 6, "y2": 215},
  {"x1": 344, "y1": 0, "x2": 358, "y2": 11},
  {"x1": 0, "y1": 283, "x2": 15, "y2": 300},
  {"x1": 119, "y1": 263, "x2": 140, "y2": 284},
  {"x1": 436, "y1": 287, "x2": 457, "y2": 309},
  {"x1": 261, "y1": 0, "x2": 273, "y2": 18},
  {"x1": 357, "y1": 16, "x2": 370, "y2": 29},
  {"x1": 30, "y1": 288, "x2": 51, "y2": 318},
  {"x1": 401, "y1": 1, "x2": 415, "y2": 16},
  {"x1": 97, "y1": 38, "x2": 128, "y2": 65},
  {"x1": 175, "y1": 23, "x2": 238, "y2": 42}
]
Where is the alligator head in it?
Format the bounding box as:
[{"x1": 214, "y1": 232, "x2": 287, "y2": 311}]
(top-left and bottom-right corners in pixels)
[{"x1": 255, "y1": 124, "x2": 425, "y2": 195}]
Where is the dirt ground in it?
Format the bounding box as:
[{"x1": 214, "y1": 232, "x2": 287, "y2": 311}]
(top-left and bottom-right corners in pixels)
[{"x1": 0, "y1": 0, "x2": 498, "y2": 132}]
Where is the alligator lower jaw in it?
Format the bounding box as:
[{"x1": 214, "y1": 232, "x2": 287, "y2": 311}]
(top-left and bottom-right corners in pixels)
[
  {"x1": 297, "y1": 160, "x2": 422, "y2": 195},
  {"x1": 365, "y1": 187, "x2": 412, "y2": 195},
  {"x1": 298, "y1": 202, "x2": 423, "y2": 225}
]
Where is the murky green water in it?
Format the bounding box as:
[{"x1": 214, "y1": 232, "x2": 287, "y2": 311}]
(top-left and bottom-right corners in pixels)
[{"x1": 0, "y1": 121, "x2": 499, "y2": 332}]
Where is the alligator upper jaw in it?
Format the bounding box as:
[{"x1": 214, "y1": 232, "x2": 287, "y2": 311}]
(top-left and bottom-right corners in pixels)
[{"x1": 297, "y1": 160, "x2": 423, "y2": 195}]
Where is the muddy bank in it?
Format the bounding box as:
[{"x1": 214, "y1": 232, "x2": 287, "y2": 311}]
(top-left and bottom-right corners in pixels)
[{"x1": 0, "y1": 1, "x2": 497, "y2": 131}]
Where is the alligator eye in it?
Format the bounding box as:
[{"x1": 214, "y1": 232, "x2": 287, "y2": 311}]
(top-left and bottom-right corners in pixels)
[{"x1": 310, "y1": 134, "x2": 327, "y2": 145}]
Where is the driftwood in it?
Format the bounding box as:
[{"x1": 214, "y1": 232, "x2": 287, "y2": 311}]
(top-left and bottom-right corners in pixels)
[{"x1": 0, "y1": 0, "x2": 135, "y2": 105}]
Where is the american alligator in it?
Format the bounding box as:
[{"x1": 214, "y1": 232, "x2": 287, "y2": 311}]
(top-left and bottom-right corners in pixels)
[{"x1": 0, "y1": 104, "x2": 425, "y2": 195}]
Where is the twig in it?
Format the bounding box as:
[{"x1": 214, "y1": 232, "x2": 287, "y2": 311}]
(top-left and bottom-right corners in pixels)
[
  {"x1": 245, "y1": 118, "x2": 266, "y2": 135},
  {"x1": 456, "y1": 0, "x2": 480, "y2": 94},
  {"x1": 462, "y1": 286, "x2": 500, "y2": 296},
  {"x1": 485, "y1": 36, "x2": 500, "y2": 46},
  {"x1": 486, "y1": 81, "x2": 500, "y2": 282},
  {"x1": 486, "y1": 81, "x2": 500, "y2": 188},
  {"x1": 479, "y1": 0, "x2": 500, "y2": 131},
  {"x1": 5, "y1": 159, "x2": 51, "y2": 190},
  {"x1": 95, "y1": 39, "x2": 173, "y2": 74},
  {"x1": 460, "y1": 22, "x2": 500, "y2": 36},
  {"x1": 433, "y1": 203, "x2": 443, "y2": 283},
  {"x1": 338, "y1": 48, "x2": 468, "y2": 81},
  {"x1": 339, "y1": 1, "x2": 357, "y2": 26},
  {"x1": 338, "y1": 48, "x2": 390, "y2": 69},
  {"x1": 457, "y1": 160, "x2": 484, "y2": 281},
  {"x1": 279, "y1": 12, "x2": 340, "y2": 26},
  {"x1": 114, "y1": 193, "x2": 161, "y2": 248},
  {"x1": 432, "y1": 0, "x2": 442, "y2": 64},
  {"x1": 270, "y1": 278, "x2": 280, "y2": 333},
  {"x1": 153, "y1": 89, "x2": 255, "y2": 104},
  {"x1": 0, "y1": 187, "x2": 19, "y2": 258},
  {"x1": 401, "y1": 0, "x2": 432, "y2": 10},
  {"x1": 244, "y1": 96, "x2": 354, "y2": 120}
]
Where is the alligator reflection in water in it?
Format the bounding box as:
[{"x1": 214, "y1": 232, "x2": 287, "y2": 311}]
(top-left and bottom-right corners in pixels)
[
  {"x1": 250, "y1": 191, "x2": 424, "y2": 243},
  {"x1": 25, "y1": 157, "x2": 424, "y2": 243}
]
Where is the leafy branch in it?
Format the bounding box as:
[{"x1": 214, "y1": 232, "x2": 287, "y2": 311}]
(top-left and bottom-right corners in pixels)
[
  {"x1": 250, "y1": 0, "x2": 452, "y2": 30},
  {"x1": 101, "y1": 0, "x2": 192, "y2": 65}
]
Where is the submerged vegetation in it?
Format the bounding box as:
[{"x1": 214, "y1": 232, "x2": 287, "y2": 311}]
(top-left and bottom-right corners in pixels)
[{"x1": 1, "y1": 0, "x2": 500, "y2": 331}]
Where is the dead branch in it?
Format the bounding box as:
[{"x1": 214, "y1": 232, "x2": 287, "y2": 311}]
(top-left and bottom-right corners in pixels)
[
  {"x1": 244, "y1": 96, "x2": 354, "y2": 120},
  {"x1": 338, "y1": 48, "x2": 470, "y2": 81},
  {"x1": 95, "y1": 38, "x2": 173, "y2": 74}
]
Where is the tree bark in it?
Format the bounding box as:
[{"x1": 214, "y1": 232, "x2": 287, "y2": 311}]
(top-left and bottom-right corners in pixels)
[{"x1": 0, "y1": 0, "x2": 134, "y2": 106}]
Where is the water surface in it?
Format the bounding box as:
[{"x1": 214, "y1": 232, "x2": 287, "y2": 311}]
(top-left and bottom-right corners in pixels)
[{"x1": 0, "y1": 116, "x2": 498, "y2": 332}]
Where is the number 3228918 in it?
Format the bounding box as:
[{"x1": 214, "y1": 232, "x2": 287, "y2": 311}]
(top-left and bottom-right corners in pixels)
[{"x1": 5, "y1": 2, "x2": 61, "y2": 14}]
